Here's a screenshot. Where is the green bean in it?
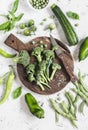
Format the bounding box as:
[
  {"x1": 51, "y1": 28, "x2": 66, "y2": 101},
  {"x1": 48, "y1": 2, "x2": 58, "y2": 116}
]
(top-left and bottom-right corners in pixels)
[
  {"x1": 55, "y1": 111, "x2": 59, "y2": 123},
  {"x1": 0, "y1": 65, "x2": 15, "y2": 105},
  {"x1": 78, "y1": 101, "x2": 85, "y2": 114},
  {"x1": 60, "y1": 101, "x2": 69, "y2": 114},
  {"x1": 0, "y1": 21, "x2": 10, "y2": 30},
  {"x1": 11, "y1": 0, "x2": 19, "y2": 14},
  {"x1": 72, "y1": 88, "x2": 88, "y2": 104},
  {"x1": 65, "y1": 92, "x2": 75, "y2": 116},
  {"x1": 0, "y1": 48, "x2": 16, "y2": 58},
  {"x1": 50, "y1": 99, "x2": 76, "y2": 121}
]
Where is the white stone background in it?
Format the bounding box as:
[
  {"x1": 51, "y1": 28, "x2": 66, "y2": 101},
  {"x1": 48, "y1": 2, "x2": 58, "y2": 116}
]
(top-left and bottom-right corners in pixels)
[{"x1": 0, "y1": 0, "x2": 88, "y2": 130}]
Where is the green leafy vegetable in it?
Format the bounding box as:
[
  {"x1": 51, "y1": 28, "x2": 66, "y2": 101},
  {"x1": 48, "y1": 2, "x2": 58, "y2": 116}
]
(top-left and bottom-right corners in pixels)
[
  {"x1": 12, "y1": 86, "x2": 22, "y2": 99},
  {"x1": 66, "y1": 11, "x2": 79, "y2": 20}
]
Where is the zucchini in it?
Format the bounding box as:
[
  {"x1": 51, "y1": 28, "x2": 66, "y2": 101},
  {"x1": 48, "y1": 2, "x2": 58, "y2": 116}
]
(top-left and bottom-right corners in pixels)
[{"x1": 51, "y1": 4, "x2": 78, "y2": 46}]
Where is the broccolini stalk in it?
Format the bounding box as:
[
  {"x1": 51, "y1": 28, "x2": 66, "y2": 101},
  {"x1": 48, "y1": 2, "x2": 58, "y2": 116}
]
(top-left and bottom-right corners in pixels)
[{"x1": 50, "y1": 63, "x2": 61, "y2": 80}]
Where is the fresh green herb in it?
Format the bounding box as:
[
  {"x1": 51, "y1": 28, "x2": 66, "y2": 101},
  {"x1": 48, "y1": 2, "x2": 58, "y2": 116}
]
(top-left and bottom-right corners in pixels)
[
  {"x1": 66, "y1": 11, "x2": 79, "y2": 20},
  {"x1": 0, "y1": 48, "x2": 16, "y2": 58},
  {"x1": 0, "y1": 65, "x2": 15, "y2": 105},
  {"x1": 12, "y1": 86, "x2": 22, "y2": 99},
  {"x1": 0, "y1": 0, "x2": 24, "y2": 32},
  {"x1": 25, "y1": 93, "x2": 44, "y2": 118}
]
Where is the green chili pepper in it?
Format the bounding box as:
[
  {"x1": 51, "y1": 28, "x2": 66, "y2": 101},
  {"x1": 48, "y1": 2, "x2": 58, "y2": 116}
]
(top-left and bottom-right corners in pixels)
[
  {"x1": 0, "y1": 72, "x2": 9, "y2": 85},
  {"x1": 79, "y1": 37, "x2": 88, "y2": 61},
  {"x1": 0, "y1": 48, "x2": 16, "y2": 58},
  {"x1": 11, "y1": 0, "x2": 19, "y2": 14},
  {"x1": 0, "y1": 21, "x2": 10, "y2": 30},
  {"x1": 25, "y1": 93, "x2": 44, "y2": 118},
  {"x1": 0, "y1": 65, "x2": 15, "y2": 105}
]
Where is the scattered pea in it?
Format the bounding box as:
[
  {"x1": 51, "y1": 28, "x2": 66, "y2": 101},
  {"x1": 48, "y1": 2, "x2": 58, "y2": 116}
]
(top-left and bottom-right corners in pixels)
[
  {"x1": 28, "y1": 19, "x2": 35, "y2": 27},
  {"x1": 19, "y1": 23, "x2": 25, "y2": 29},
  {"x1": 23, "y1": 29, "x2": 31, "y2": 36}
]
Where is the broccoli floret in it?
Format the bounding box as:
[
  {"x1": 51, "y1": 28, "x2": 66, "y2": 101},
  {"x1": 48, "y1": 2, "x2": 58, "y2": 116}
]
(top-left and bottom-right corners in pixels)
[
  {"x1": 32, "y1": 46, "x2": 44, "y2": 62},
  {"x1": 28, "y1": 73, "x2": 35, "y2": 82},
  {"x1": 50, "y1": 63, "x2": 61, "y2": 80},
  {"x1": 13, "y1": 50, "x2": 30, "y2": 67},
  {"x1": 43, "y1": 50, "x2": 55, "y2": 61},
  {"x1": 26, "y1": 64, "x2": 35, "y2": 74}
]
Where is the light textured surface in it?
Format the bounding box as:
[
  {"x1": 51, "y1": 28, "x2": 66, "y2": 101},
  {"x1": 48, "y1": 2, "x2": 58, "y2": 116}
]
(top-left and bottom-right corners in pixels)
[{"x1": 0, "y1": 0, "x2": 88, "y2": 130}]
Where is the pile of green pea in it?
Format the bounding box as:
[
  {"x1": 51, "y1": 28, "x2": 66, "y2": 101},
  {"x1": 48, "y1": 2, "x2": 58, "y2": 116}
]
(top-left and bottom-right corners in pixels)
[
  {"x1": 18, "y1": 19, "x2": 37, "y2": 36},
  {"x1": 29, "y1": 0, "x2": 49, "y2": 9}
]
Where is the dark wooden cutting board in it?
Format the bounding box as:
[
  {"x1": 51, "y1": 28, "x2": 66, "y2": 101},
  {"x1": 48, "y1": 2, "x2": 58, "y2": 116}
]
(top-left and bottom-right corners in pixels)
[{"x1": 5, "y1": 34, "x2": 74, "y2": 95}]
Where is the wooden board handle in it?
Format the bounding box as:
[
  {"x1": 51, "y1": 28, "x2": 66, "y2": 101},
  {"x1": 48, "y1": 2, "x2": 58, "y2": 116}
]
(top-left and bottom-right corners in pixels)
[{"x1": 4, "y1": 34, "x2": 27, "y2": 52}]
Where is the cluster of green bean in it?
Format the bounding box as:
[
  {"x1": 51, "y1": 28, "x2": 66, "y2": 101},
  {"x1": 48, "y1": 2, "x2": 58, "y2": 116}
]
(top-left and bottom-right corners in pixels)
[
  {"x1": 17, "y1": 19, "x2": 37, "y2": 36},
  {"x1": 50, "y1": 71, "x2": 88, "y2": 128}
]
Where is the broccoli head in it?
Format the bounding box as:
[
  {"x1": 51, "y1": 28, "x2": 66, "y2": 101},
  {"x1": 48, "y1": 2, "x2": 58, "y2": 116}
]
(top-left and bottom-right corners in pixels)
[
  {"x1": 32, "y1": 46, "x2": 44, "y2": 62},
  {"x1": 13, "y1": 50, "x2": 30, "y2": 67}
]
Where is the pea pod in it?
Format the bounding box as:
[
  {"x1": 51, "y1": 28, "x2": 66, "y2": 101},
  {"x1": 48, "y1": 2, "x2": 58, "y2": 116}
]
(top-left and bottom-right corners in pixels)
[
  {"x1": 79, "y1": 37, "x2": 88, "y2": 61},
  {"x1": 25, "y1": 93, "x2": 44, "y2": 118},
  {"x1": 11, "y1": 0, "x2": 19, "y2": 14},
  {"x1": 0, "y1": 48, "x2": 16, "y2": 58},
  {"x1": 0, "y1": 21, "x2": 10, "y2": 30},
  {"x1": 0, "y1": 65, "x2": 15, "y2": 105}
]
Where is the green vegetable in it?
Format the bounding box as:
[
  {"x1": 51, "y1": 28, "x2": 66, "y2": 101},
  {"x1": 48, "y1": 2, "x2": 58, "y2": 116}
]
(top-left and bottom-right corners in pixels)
[
  {"x1": 79, "y1": 37, "x2": 88, "y2": 61},
  {"x1": 0, "y1": 21, "x2": 10, "y2": 31},
  {"x1": 13, "y1": 50, "x2": 30, "y2": 67},
  {"x1": 0, "y1": 72, "x2": 9, "y2": 85},
  {"x1": 0, "y1": 0, "x2": 23, "y2": 32},
  {"x1": 0, "y1": 66, "x2": 15, "y2": 105},
  {"x1": 25, "y1": 93, "x2": 44, "y2": 118},
  {"x1": 50, "y1": 63, "x2": 61, "y2": 80},
  {"x1": 45, "y1": 23, "x2": 56, "y2": 32},
  {"x1": 23, "y1": 29, "x2": 31, "y2": 36},
  {"x1": 78, "y1": 101, "x2": 85, "y2": 114},
  {"x1": 51, "y1": 4, "x2": 78, "y2": 46},
  {"x1": 19, "y1": 23, "x2": 26, "y2": 29},
  {"x1": 32, "y1": 46, "x2": 44, "y2": 62},
  {"x1": 12, "y1": 86, "x2": 22, "y2": 99},
  {"x1": 50, "y1": 99, "x2": 77, "y2": 127},
  {"x1": 28, "y1": 19, "x2": 35, "y2": 27},
  {"x1": 0, "y1": 48, "x2": 16, "y2": 58},
  {"x1": 66, "y1": 11, "x2": 79, "y2": 20},
  {"x1": 10, "y1": 0, "x2": 19, "y2": 14}
]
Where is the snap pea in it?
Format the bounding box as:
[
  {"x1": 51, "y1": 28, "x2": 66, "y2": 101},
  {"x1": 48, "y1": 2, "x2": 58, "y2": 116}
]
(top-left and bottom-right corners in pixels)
[
  {"x1": 0, "y1": 21, "x2": 10, "y2": 30},
  {"x1": 0, "y1": 65, "x2": 15, "y2": 105},
  {"x1": 0, "y1": 48, "x2": 16, "y2": 58},
  {"x1": 25, "y1": 93, "x2": 44, "y2": 118},
  {"x1": 66, "y1": 11, "x2": 79, "y2": 20},
  {"x1": 11, "y1": 0, "x2": 19, "y2": 14}
]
